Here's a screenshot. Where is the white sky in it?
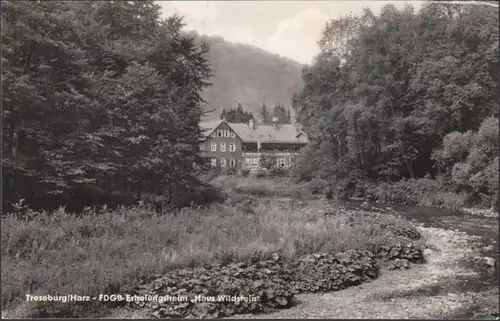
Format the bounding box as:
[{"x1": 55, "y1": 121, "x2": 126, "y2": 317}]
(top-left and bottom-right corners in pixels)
[{"x1": 157, "y1": 1, "x2": 427, "y2": 64}]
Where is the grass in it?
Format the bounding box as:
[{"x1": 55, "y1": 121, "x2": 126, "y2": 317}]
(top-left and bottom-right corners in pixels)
[
  {"x1": 418, "y1": 191, "x2": 470, "y2": 212},
  {"x1": 1, "y1": 196, "x2": 408, "y2": 318},
  {"x1": 210, "y1": 175, "x2": 316, "y2": 199}
]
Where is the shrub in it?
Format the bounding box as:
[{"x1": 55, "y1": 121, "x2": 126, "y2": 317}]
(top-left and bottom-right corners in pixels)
[{"x1": 365, "y1": 178, "x2": 440, "y2": 205}]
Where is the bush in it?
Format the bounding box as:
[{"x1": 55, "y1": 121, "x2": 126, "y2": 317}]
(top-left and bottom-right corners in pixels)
[
  {"x1": 365, "y1": 178, "x2": 440, "y2": 205},
  {"x1": 267, "y1": 167, "x2": 290, "y2": 178}
]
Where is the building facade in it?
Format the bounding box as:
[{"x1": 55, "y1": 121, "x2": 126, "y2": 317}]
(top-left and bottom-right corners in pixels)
[{"x1": 200, "y1": 118, "x2": 308, "y2": 171}]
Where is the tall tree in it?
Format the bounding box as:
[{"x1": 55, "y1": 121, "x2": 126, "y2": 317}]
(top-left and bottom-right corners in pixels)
[
  {"x1": 260, "y1": 101, "x2": 270, "y2": 123},
  {"x1": 271, "y1": 102, "x2": 290, "y2": 124},
  {"x1": 2, "y1": 0, "x2": 214, "y2": 210}
]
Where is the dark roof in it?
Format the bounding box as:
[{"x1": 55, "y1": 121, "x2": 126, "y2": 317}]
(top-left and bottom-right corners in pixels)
[{"x1": 200, "y1": 120, "x2": 308, "y2": 144}]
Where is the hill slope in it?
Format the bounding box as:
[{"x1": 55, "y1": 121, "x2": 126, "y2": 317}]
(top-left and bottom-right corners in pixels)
[{"x1": 195, "y1": 34, "x2": 304, "y2": 120}]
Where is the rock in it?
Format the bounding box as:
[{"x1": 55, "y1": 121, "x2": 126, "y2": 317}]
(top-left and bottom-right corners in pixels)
[
  {"x1": 483, "y1": 245, "x2": 495, "y2": 251},
  {"x1": 423, "y1": 248, "x2": 434, "y2": 258},
  {"x1": 484, "y1": 257, "x2": 497, "y2": 268}
]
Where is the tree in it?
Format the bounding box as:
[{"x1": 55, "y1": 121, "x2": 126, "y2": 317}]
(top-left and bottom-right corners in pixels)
[
  {"x1": 220, "y1": 108, "x2": 227, "y2": 120},
  {"x1": 271, "y1": 102, "x2": 291, "y2": 124},
  {"x1": 219, "y1": 103, "x2": 254, "y2": 123},
  {"x1": 2, "y1": 1, "x2": 214, "y2": 211},
  {"x1": 260, "y1": 101, "x2": 270, "y2": 123}
]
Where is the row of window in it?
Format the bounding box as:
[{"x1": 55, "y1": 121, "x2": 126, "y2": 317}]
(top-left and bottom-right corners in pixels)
[
  {"x1": 243, "y1": 157, "x2": 288, "y2": 168},
  {"x1": 211, "y1": 129, "x2": 236, "y2": 139},
  {"x1": 211, "y1": 142, "x2": 236, "y2": 152},
  {"x1": 210, "y1": 158, "x2": 236, "y2": 167}
]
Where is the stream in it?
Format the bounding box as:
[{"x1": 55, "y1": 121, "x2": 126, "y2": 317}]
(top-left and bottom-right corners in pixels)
[
  {"x1": 345, "y1": 201, "x2": 499, "y2": 293},
  {"x1": 271, "y1": 196, "x2": 499, "y2": 319}
]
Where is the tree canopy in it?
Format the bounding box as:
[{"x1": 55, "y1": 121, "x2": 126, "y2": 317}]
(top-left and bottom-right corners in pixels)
[
  {"x1": 2, "y1": 0, "x2": 214, "y2": 210},
  {"x1": 292, "y1": 2, "x2": 498, "y2": 205},
  {"x1": 220, "y1": 103, "x2": 255, "y2": 123}
]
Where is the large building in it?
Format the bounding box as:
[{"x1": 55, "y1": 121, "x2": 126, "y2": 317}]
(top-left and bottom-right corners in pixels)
[{"x1": 199, "y1": 118, "x2": 308, "y2": 171}]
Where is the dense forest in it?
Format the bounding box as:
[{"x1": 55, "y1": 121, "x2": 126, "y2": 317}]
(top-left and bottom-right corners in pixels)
[
  {"x1": 292, "y1": 2, "x2": 499, "y2": 208},
  {"x1": 1, "y1": 1, "x2": 218, "y2": 211}
]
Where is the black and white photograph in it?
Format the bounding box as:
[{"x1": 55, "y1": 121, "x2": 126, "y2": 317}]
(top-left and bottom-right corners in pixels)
[{"x1": 1, "y1": 0, "x2": 499, "y2": 319}]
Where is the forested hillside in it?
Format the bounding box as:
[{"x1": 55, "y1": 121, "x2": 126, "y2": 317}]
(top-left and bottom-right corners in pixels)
[
  {"x1": 194, "y1": 34, "x2": 304, "y2": 120},
  {"x1": 292, "y1": 2, "x2": 499, "y2": 208}
]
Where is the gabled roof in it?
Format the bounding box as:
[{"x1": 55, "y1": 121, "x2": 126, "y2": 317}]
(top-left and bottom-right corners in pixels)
[
  {"x1": 200, "y1": 120, "x2": 224, "y2": 136},
  {"x1": 200, "y1": 120, "x2": 308, "y2": 144}
]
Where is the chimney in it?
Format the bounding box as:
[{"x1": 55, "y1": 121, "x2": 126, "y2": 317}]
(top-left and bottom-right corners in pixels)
[
  {"x1": 272, "y1": 116, "x2": 279, "y2": 129},
  {"x1": 249, "y1": 118, "x2": 255, "y2": 130}
]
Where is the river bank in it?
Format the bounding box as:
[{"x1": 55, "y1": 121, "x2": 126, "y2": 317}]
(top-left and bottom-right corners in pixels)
[
  {"x1": 229, "y1": 224, "x2": 498, "y2": 319},
  {"x1": 109, "y1": 217, "x2": 498, "y2": 319}
]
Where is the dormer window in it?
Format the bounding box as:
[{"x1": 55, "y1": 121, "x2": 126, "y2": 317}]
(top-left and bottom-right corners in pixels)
[{"x1": 224, "y1": 130, "x2": 230, "y2": 138}]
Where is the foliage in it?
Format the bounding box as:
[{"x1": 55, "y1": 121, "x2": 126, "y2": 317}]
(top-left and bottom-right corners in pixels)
[
  {"x1": 364, "y1": 178, "x2": 441, "y2": 205},
  {"x1": 210, "y1": 175, "x2": 313, "y2": 198},
  {"x1": 433, "y1": 116, "x2": 499, "y2": 206},
  {"x1": 292, "y1": 2, "x2": 498, "y2": 208},
  {"x1": 220, "y1": 103, "x2": 255, "y2": 123},
  {"x1": 2, "y1": 1, "x2": 213, "y2": 211},
  {"x1": 269, "y1": 102, "x2": 292, "y2": 124},
  {"x1": 260, "y1": 101, "x2": 271, "y2": 123},
  {"x1": 259, "y1": 152, "x2": 277, "y2": 170}
]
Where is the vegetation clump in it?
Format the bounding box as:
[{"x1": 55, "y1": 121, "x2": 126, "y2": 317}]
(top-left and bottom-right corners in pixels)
[{"x1": 133, "y1": 249, "x2": 379, "y2": 318}]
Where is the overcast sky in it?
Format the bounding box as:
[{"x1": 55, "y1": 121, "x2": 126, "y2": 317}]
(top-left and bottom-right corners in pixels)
[{"x1": 157, "y1": 1, "x2": 427, "y2": 64}]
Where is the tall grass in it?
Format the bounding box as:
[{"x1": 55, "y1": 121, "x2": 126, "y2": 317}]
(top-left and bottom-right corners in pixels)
[
  {"x1": 210, "y1": 175, "x2": 315, "y2": 198},
  {"x1": 2, "y1": 199, "x2": 403, "y2": 317}
]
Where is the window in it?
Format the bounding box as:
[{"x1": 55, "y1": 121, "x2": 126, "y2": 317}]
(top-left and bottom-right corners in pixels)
[
  {"x1": 200, "y1": 143, "x2": 205, "y2": 151},
  {"x1": 220, "y1": 142, "x2": 226, "y2": 152},
  {"x1": 245, "y1": 157, "x2": 252, "y2": 166},
  {"x1": 251, "y1": 157, "x2": 259, "y2": 166},
  {"x1": 211, "y1": 132, "x2": 216, "y2": 138},
  {"x1": 224, "y1": 130, "x2": 230, "y2": 138},
  {"x1": 210, "y1": 158, "x2": 217, "y2": 167},
  {"x1": 231, "y1": 132, "x2": 236, "y2": 138},
  {"x1": 217, "y1": 130, "x2": 222, "y2": 137},
  {"x1": 230, "y1": 158, "x2": 236, "y2": 167},
  {"x1": 229, "y1": 143, "x2": 236, "y2": 152},
  {"x1": 211, "y1": 142, "x2": 217, "y2": 152},
  {"x1": 220, "y1": 158, "x2": 227, "y2": 167},
  {"x1": 278, "y1": 157, "x2": 286, "y2": 167}
]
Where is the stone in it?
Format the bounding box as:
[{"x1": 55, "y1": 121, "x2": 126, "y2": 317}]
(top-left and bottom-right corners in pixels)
[
  {"x1": 484, "y1": 257, "x2": 497, "y2": 268},
  {"x1": 423, "y1": 248, "x2": 434, "y2": 258},
  {"x1": 482, "y1": 245, "x2": 494, "y2": 251}
]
